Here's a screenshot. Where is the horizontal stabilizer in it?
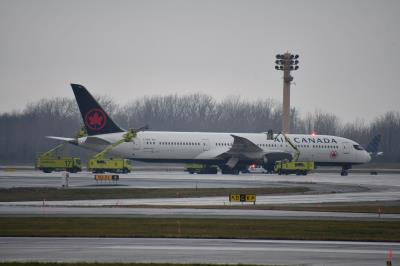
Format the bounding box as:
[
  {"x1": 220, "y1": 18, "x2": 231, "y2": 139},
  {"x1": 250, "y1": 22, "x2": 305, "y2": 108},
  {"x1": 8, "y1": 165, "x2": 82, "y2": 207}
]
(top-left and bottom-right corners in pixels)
[{"x1": 46, "y1": 136, "x2": 77, "y2": 144}]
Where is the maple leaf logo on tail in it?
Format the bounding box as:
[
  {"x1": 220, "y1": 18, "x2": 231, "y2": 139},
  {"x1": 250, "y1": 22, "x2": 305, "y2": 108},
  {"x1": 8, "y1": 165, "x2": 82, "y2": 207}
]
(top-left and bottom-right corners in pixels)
[{"x1": 85, "y1": 108, "x2": 107, "y2": 131}]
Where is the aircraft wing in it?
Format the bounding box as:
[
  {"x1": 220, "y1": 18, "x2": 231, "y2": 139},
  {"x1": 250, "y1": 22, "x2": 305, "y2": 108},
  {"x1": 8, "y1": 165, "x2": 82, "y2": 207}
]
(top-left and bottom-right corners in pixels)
[
  {"x1": 228, "y1": 134, "x2": 263, "y2": 153},
  {"x1": 213, "y1": 134, "x2": 292, "y2": 168},
  {"x1": 195, "y1": 134, "x2": 263, "y2": 161}
]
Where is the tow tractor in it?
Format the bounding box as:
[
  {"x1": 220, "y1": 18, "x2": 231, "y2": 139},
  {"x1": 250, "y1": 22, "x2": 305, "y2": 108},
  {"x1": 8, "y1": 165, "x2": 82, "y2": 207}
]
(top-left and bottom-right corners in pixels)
[
  {"x1": 35, "y1": 143, "x2": 82, "y2": 173},
  {"x1": 273, "y1": 132, "x2": 314, "y2": 175},
  {"x1": 87, "y1": 129, "x2": 135, "y2": 174}
]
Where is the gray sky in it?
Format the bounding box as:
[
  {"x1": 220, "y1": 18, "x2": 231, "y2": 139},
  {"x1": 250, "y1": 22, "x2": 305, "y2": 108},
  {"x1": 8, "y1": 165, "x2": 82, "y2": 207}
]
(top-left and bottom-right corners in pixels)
[{"x1": 0, "y1": 0, "x2": 399, "y2": 122}]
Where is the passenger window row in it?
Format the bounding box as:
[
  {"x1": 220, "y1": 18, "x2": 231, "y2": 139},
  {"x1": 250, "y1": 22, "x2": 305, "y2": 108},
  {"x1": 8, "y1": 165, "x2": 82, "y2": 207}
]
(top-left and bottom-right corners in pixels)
[
  {"x1": 216, "y1": 143, "x2": 232, "y2": 146},
  {"x1": 158, "y1": 142, "x2": 201, "y2": 146},
  {"x1": 312, "y1": 145, "x2": 339, "y2": 149}
]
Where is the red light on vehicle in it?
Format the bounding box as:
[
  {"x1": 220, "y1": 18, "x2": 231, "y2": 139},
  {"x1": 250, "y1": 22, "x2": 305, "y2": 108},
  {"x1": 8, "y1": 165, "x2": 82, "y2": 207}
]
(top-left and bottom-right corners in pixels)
[
  {"x1": 250, "y1": 164, "x2": 256, "y2": 168},
  {"x1": 311, "y1": 131, "x2": 316, "y2": 137}
]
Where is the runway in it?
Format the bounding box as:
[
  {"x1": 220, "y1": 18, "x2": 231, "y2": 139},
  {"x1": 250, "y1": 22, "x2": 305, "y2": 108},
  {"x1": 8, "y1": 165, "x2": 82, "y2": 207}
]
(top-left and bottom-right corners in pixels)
[{"x1": 1, "y1": 237, "x2": 398, "y2": 265}]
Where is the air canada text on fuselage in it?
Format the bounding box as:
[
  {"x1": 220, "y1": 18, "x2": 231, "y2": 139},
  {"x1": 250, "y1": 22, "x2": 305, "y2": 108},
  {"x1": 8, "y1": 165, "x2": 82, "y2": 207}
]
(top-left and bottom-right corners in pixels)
[{"x1": 274, "y1": 136, "x2": 338, "y2": 144}]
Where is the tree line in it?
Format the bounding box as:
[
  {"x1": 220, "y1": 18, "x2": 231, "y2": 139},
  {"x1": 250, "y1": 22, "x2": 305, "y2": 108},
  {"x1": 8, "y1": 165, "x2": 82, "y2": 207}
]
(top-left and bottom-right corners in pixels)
[{"x1": 0, "y1": 94, "x2": 399, "y2": 164}]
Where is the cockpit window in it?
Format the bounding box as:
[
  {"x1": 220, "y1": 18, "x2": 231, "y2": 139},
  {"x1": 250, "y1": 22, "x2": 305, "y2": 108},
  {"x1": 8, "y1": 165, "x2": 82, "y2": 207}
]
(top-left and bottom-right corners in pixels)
[{"x1": 353, "y1": 144, "x2": 364, "y2": 151}]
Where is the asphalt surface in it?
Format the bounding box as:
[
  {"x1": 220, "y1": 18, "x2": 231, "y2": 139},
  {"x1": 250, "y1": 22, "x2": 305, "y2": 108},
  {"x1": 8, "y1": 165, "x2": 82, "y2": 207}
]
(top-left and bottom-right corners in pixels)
[
  {"x1": 1, "y1": 205, "x2": 398, "y2": 220},
  {"x1": 2, "y1": 170, "x2": 268, "y2": 188},
  {"x1": 0, "y1": 170, "x2": 393, "y2": 189},
  {"x1": 1, "y1": 170, "x2": 400, "y2": 265},
  {"x1": 1, "y1": 171, "x2": 400, "y2": 206},
  {"x1": 1, "y1": 237, "x2": 398, "y2": 266}
]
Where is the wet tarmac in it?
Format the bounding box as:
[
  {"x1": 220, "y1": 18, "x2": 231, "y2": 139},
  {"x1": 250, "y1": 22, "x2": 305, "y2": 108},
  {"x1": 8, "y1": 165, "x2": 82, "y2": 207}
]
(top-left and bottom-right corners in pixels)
[
  {"x1": 1, "y1": 237, "x2": 398, "y2": 266},
  {"x1": 1, "y1": 170, "x2": 399, "y2": 207}
]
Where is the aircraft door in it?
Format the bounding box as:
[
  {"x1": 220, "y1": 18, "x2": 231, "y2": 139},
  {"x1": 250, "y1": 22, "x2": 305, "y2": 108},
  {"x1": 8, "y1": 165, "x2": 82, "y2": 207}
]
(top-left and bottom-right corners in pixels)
[
  {"x1": 201, "y1": 139, "x2": 210, "y2": 151},
  {"x1": 342, "y1": 142, "x2": 351, "y2": 155},
  {"x1": 132, "y1": 138, "x2": 141, "y2": 151},
  {"x1": 143, "y1": 138, "x2": 156, "y2": 153}
]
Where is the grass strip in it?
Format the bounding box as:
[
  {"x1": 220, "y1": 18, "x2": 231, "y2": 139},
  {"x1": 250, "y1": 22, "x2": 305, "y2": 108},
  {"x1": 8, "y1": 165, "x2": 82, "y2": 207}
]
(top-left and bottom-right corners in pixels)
[
  {"x1": 112, "y1": 201, "x2": 400, "y2": 214},
  {"x1": 167, "y1": 201, "x2": 400, "y2": 214},
  {"x1": 0, "y1": 187, "x2": 308, "y2": 202},
  {"x1": 262, "y1": 205, "x2": 400, "y2": 214},
  {"x1": 0, "y1": 217, "x2": 399, "y2": 242}
]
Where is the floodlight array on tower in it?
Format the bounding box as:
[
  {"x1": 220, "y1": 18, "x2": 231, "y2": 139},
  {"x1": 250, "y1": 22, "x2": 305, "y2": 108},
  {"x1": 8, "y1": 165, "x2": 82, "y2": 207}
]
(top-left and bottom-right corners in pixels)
[{"x1": 275, "y1": 54, "x2": 299, "y2": 71}]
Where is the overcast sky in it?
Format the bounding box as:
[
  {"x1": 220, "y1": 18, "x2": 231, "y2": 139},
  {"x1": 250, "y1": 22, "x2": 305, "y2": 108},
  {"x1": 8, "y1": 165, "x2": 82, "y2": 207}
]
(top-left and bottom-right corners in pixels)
[{"x1": 0, "y1": 0, "x2": 399, "y2": 123}]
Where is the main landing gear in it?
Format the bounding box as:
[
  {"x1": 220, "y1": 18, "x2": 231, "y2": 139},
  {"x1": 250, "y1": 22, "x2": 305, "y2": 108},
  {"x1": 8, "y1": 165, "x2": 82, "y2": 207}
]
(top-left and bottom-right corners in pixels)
[
  {"x1": 219, "y1": 165, "x2": 240, "y2": 175},
  {"x1": 341, "y1": 165, "x2": 351, "y2": 176}
]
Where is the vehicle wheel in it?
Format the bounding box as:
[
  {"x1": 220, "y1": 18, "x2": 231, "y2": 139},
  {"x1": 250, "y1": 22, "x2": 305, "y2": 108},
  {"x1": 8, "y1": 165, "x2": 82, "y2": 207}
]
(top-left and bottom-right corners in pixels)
[
  {"x1": 43, "y1": 168, "x2": 52, "y2": 173},
  {"x1": 341, "y1": 170, "x2": 348, "y2": 176}
]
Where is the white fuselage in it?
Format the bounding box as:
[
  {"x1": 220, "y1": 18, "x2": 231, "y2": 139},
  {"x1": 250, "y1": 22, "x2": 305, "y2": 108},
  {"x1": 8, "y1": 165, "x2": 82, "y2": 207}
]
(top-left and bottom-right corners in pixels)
[{"x1": 78, "y1": 131, "x2": 371, "y2": 166}]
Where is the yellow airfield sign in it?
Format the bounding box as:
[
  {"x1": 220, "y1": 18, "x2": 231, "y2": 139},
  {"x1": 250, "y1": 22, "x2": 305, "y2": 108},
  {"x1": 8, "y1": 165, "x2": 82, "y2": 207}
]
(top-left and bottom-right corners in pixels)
[{"x1": 229, "y1": 194, "x2": 256, "y2": 203}]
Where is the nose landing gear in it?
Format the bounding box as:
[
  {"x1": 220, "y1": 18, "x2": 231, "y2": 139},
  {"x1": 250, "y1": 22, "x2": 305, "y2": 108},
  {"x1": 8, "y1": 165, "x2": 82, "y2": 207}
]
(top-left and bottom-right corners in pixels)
[{"x1": 341, "y1": 165, "x2": 352, "y2": 176}]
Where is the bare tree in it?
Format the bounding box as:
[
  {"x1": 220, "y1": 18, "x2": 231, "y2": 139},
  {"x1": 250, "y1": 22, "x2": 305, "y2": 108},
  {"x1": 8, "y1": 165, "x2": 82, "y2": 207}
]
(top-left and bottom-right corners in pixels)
[{"x1": 0, "y1": 94, "x2": 399, "y2": 164}]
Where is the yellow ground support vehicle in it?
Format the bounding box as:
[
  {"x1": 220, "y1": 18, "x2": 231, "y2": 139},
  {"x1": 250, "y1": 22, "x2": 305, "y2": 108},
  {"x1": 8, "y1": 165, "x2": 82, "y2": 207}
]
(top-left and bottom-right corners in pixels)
[
  {"x1": 88, "y1": 158, "x2": 132, "y2": 173},
  {"x1": 185, "y1": 163, "x2": 218, "y2": 174},
  {"x1": 87, "y1": 129, "x2": 135, "y2": 174},
  {"x1": 273, "y1": 132, "x2": 315, "y2": 175},
  {"x1": 35, "y1": 143, "x2": 82, "y2": 173},
  {"x1": 274, "y1": 161, "x2": 314, "y2": 175}
]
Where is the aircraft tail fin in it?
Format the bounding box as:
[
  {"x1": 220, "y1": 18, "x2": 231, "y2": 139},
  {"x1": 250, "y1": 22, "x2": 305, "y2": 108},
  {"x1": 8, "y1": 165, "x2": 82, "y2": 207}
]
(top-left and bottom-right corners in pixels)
[
  {"x1": 70, "y1": 84, "x2": 124, "y2": 136},
  {"x1": 366, "y1": 134, "x2": 382, "y2": 155}
]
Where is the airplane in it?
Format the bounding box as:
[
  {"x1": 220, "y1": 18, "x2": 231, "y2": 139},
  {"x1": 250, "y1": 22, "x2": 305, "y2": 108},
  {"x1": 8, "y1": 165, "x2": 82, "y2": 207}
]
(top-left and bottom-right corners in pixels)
[
  {"x1": 366, "y1": 134, "x2": 383, "y2": 157},
  {"x1": 48, "y1": 84, "x2": 371, "y2": 176}
]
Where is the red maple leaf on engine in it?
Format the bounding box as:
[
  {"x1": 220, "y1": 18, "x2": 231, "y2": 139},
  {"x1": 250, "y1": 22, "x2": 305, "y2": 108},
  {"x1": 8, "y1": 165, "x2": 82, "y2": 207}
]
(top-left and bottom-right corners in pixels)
[{"x1": 88, "y1": 112, "x2": 103, "y2": 127}]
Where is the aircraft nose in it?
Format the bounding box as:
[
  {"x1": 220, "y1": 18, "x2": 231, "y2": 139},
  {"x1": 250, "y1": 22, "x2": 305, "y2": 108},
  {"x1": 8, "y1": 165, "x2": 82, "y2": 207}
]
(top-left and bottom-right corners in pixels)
[{"x1": 365, "y1": 152, "x2": 371, "y2": 163}]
